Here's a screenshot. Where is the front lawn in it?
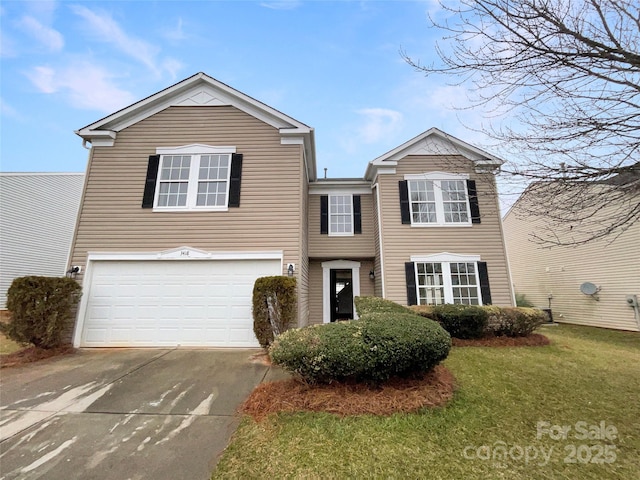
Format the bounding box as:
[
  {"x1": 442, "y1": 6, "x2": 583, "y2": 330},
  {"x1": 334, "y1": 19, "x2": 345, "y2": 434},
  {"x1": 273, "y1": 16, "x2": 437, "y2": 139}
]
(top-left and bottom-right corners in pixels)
[{"x1": 214, "y1": 325, "x2": 640, "y2": 479}]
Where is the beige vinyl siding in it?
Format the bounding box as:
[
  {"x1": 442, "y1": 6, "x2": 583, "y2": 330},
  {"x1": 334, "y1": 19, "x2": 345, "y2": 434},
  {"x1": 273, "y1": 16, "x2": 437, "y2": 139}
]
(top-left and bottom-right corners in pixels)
[
  {"x1": 503, "y1": 195, "x2": 640, "y2": 331},
  {"x1": 70, "y1": 105, "x2": 305, "y2": 320},
  {"x1": 308, "y1": 260, "x2": 323, "y2": 325},
  {"x1": 358, "y1": 259, "x2": 376, "y2": 303},
  {"x1": 308, "y1": 194, "x2": 376, "y2": 258},
  {"x1": 298, "y1": 169, "x2": 310, "y2": 326},
  {"x1": 378, "y1": 155, "x2": 513, "y2": 307},
  {"x1": 308, "y1": 258, "x2": 376, "y2": 325}
]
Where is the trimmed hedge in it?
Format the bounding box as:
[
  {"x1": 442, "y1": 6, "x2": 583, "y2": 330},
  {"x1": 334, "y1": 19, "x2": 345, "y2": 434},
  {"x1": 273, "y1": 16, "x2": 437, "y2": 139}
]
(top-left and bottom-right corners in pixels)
[
  {"x1": 252, "y1": 276, "x2": 297, "y2": 348},
  {"x1": 354, "y1": 296, "x2": 412, "y2": 316},
  {"x1": 2, "y1": 276, "x2": 82, "y2": 349},
  {"x1": 431, "y1": 304, "x2": 489, "y2": 339},
  {"x1": 410, "y1": 304, "x2": 547, "y2": 338},
  {"x1": 269, "y1": 311, "x2": 451, "y2": 384},
  {"x1": 490, "y1": 307, "x2": 547, "y2": 337}
]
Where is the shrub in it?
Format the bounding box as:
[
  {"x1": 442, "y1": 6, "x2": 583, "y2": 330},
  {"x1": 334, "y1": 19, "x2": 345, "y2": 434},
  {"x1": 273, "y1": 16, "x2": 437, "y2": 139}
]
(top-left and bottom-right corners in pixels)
[
  {"x1": 431, "y1": 304, "x2": 489, "y2": 339},
  {"x1": 269, "y1": 312, "x2": 451, "y2": 384},
  {"x1": 515, "y1": 293, "x2": 535, "y2": 308},
  {"x1": 408, "y1": 305, "x2": 436, "y2": 320},
  {"x1": 2, "y1": 276, "x2": 82, "y2": 349},
  {"x1": 490, "y1": 307, "x2": 547, "y2": 337},
  {"x1": 354, "y1": 296, "x2": 411, "y2": 316},
  {"x1": 252, "y1": 276, "x2": 297, "y2": 348}
]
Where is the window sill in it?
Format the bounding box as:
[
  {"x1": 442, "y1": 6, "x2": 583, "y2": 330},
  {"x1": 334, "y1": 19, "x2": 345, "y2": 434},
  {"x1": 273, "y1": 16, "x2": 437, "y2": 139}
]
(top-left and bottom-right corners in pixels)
[
  {"x1": 152, "y1": 206, "x2": 230, "y2": 213},
  {"x1": 410, "y1": 223, "x2": 473, "y2": 228},
  {"x1": 328, "y1": 232, "x2": 355, "y2": 237}
]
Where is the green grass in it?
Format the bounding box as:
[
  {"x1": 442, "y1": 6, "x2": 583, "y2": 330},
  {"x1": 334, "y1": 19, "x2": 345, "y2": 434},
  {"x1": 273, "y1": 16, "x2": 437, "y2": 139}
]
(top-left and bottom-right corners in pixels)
[
  {"x1": 0, "y1": 333, "x2": 23, "y2": 355},
  {"x1": 213, "y1": 324, "x2": 640, "y2": 479}
]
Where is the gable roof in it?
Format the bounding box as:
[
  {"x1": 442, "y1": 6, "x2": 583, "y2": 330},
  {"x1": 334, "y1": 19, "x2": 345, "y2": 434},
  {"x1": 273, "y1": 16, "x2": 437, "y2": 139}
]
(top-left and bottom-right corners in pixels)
[
  {"x1": 365, "y1": 127, "x2": 504, "y2": 181},
  {"x1": 75, "y1": 72, "x2": 317, "y2": 180}
]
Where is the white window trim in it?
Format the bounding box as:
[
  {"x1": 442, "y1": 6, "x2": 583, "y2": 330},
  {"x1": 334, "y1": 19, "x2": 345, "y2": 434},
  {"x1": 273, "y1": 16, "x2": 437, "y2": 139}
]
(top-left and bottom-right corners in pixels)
[
  {"x1": 153, "y1": 145, "x2": 236, "y2": 212},
  {"x1": 157, "y1": 144, "x2": 236, "y2": 155},
  {"x1": 411, "y1": 253, "x2": 482, "y2": 306},
  {"x1": 321, "y1": 260, "x2": 361, "y2": 324},
  {"x1": 405, "y1": 172, "x2": 472, "y2": 227},
  {"x1": 328, "y1": 193, "x2": 354, "y2": 237}
]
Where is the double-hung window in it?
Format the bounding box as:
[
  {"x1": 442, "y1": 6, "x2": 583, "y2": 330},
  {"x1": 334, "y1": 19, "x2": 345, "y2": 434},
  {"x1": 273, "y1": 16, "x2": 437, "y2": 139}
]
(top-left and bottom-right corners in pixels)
[
  {"x1": 402, "y1": 172, "x2": 477, "y2": 226},
  {"x1": 329, "y1": 194, "x2": 353, "y2": 235},
  {"x1": 151, "y1": 145, "x2": 237, "y2": 211},
  {"x1": 319, "y1": 194, "x2": 362, "y2": 235},
  {"x1": 406, "y1": 254, "x2": 491, "y2": 306},
  {"x1": 416, "y1": 261, "x2": 480, "y2": 305}
]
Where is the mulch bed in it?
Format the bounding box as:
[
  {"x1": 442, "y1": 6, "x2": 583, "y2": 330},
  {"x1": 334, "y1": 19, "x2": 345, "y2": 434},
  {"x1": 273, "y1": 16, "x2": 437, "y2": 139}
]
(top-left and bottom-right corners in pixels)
[
  {"x1": 240, "y1": 365, "x2": 456, "y2": 421},
  {"x1": 452, "y1": 333, "x2": 550, "y2": 347},
  {"x1": 0, "y1": 345, "x2": 75, "y2": 369}
]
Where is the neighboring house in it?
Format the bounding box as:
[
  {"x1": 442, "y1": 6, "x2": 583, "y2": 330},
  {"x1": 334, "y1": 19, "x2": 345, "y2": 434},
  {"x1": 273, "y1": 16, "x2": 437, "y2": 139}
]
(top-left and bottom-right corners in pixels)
[
  {"x1": 0, "y1": 173, "x2": 84, "y2": 307},
  {"x1": 68, "y1": 72, "x2": 515, "y2": 348},
  {"x1": 503, "y1": 181, "x2": 640, "y2": 332}
]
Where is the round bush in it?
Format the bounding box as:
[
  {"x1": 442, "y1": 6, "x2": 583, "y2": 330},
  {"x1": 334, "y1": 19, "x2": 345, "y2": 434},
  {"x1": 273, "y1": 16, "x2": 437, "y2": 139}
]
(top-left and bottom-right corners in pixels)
[
  {"x1": 269, "y1": 312, "x2": 451, "y2": 384},
  {"x1": 432, "y1": 304, "x2": 489, "y2": 339},
  {"x1": 354, "y1": 296, "x2": 412, "y2": 316}
]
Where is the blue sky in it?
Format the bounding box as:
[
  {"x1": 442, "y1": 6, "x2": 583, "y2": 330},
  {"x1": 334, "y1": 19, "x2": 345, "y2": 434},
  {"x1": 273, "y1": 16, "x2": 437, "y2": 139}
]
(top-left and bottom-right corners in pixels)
[{"x1": 1, "y1": 0, "x2": 496, "y2": 179}]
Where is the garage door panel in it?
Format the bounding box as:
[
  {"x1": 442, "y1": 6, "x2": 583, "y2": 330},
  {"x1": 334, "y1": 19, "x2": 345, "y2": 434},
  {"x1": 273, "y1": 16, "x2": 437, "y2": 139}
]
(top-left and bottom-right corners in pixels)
[{"x1": 81, "y1": 259, "x2": 281, "y2": 347}]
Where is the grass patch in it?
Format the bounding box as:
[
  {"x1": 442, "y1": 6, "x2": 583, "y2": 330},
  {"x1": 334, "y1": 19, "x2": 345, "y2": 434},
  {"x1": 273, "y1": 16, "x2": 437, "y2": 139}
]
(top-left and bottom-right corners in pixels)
[
  {"x1": 214, "y1": 324, "x2": 640, "y2": 479},
  {"x1": 0, "y1": 333, "x2": 23, "y2": 355}
]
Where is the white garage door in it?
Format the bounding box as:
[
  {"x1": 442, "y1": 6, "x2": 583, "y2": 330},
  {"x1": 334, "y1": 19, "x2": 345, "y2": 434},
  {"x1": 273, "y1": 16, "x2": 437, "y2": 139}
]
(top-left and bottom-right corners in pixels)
[{"x1": 80, "y1": 259, "x2": 281, "y2": 347}]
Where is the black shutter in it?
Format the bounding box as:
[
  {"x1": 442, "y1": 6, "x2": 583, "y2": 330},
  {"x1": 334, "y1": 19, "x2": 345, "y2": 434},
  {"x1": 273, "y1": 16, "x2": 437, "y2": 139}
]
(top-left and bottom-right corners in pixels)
[
  {"x1": 467, "y1": 180, "x2": 481, "y2": 224},
  {"x1": 320, "y1": 195, "x2": 329, "y2": 234},
  {"x1": 399, "y1": 180, "x2": 411, "y2": 224},
  {"x1": 477, "y1": 261, "x2": 492, "y2": 305},
  {"x1": 142, "y1": 155, "x2": 160, "y2": 208},
  {"x1": 353, "y1": 195, "x2": 362, "y2": 234},
  {"x1": 228, "y1": 153, "x2": 243, "y2": 208},
  {"x1": 405, "y1": 262, "x2": 417, "y2": 306}
]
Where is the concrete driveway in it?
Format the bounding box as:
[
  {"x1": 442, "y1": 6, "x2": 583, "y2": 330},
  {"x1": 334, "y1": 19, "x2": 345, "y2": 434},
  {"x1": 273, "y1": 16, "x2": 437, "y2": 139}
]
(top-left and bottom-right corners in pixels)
[{"x1": 0, "y1": 348, "x2": 273, "y2": 480}]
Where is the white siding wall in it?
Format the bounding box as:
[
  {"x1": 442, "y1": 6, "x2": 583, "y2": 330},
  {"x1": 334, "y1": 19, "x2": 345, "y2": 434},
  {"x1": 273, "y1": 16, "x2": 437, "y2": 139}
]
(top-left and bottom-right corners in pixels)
[{"x1": 0, "y1": 173, "x2": 84, "y2": 307}]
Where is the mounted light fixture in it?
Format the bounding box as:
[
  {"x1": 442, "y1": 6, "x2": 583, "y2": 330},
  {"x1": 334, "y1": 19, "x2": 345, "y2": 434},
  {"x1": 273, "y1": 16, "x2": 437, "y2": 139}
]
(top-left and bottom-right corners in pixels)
[
  {"x1": 66, "y1": 266, "x2": 81, "y2": 278},
  {"x1": 287, "y1": 264, "x2": 295, "y2": 277},
  {"x1": 369, "y1": 270, "x2": 375, "y2": 281}
]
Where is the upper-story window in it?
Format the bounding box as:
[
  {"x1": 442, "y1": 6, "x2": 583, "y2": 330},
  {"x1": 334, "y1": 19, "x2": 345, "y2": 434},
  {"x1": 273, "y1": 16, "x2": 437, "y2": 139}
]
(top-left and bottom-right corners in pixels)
[
  {"x1": 157, "y1": 154, "x2": 230, "y2": 208},
  {"x1": 329, "y1": 194, "x2": 353, "y2": 235},
  {"x1": 400, "y1": 172, "x2": 480, "y2": 226},
  {"x1": 320, "y1": 194, "x2": 362, "y2": 235},
  {"x1": 141, "y1": 145, "x2": 243, "y2": 211}
]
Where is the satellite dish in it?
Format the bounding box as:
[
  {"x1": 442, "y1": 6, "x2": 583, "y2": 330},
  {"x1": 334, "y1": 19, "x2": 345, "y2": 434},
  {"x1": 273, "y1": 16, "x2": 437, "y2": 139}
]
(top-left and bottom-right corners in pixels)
[{"x1": 580, "y1": 282, "x2": 599, "y2": 295}]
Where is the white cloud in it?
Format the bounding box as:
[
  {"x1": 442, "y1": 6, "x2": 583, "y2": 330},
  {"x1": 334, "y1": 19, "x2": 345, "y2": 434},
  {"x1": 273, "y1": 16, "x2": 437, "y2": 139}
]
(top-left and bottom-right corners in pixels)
[
  {"x1": 260, "y1": 1, "x2": 301, "y2": 10},
  {"x1": 25, "y1": 0, "x2": 58, "y2": 24},
  {"x1": 355, "y1": 108, "x2": 403, "y2": 143},
  {"x1": 161, "y1": 58, "x2": 184, "y2": 81},
  {"x1": 163, "y1": 17, "x2": 187, "y2": 42},
  {"x1": 26, "y1": 63, "x2": 136, "y2": 113},
  {"x1": 69, "y1": 5, "x2": 165, "y2": 75},
  {"x1": 0, "y1": 97, "x2": 23, "y2": 120},
  {"x1": 18, "y1": 15, "x2": 64, "y2": 52}
]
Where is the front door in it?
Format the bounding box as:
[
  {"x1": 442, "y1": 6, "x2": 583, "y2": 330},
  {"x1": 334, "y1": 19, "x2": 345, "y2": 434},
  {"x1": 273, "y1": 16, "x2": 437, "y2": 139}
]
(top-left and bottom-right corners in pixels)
[{"x1": 330, "y1": 269, "x2": 353, "y2": 322}]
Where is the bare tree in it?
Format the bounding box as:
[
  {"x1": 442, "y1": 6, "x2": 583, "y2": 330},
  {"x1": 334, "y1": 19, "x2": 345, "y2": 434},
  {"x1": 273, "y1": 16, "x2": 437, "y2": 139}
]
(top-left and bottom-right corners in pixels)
[{"x1": 403, "y1": 0, "x2": 640, "y2": 245}]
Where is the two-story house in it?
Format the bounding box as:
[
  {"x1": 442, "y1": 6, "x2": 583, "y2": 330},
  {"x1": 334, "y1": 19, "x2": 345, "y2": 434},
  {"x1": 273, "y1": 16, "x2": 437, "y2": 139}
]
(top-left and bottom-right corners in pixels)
[{"x1": 68, "y1": 72, "x2": 515, "y2": 348}]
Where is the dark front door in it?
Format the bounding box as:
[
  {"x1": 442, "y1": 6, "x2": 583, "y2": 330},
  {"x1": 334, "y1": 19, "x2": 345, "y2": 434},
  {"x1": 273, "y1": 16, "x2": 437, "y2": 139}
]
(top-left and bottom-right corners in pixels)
[{"x1": 330, "y1": 269, "x2": 353, "y2": 322}]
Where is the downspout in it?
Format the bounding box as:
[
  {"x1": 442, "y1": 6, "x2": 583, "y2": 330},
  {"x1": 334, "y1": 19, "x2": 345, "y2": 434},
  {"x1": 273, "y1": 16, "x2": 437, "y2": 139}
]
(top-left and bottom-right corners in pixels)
[{"x1": 372, "y1": 183, "x2": 386, "y2": 298}]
